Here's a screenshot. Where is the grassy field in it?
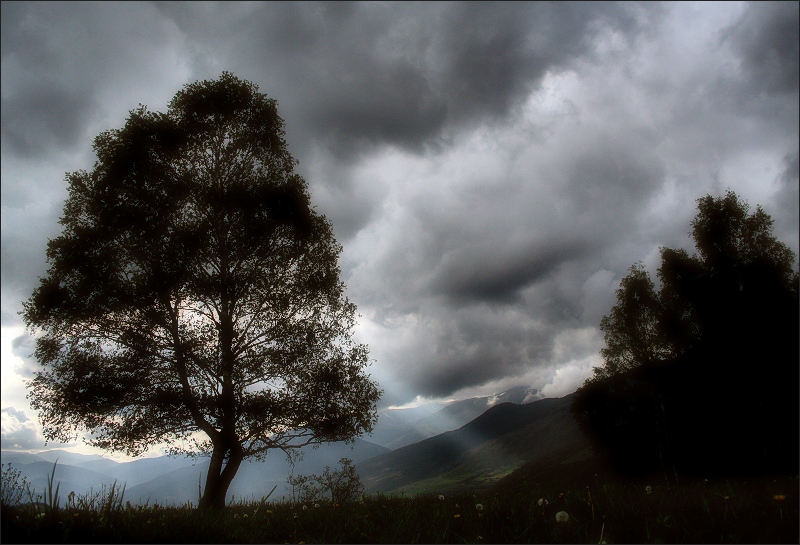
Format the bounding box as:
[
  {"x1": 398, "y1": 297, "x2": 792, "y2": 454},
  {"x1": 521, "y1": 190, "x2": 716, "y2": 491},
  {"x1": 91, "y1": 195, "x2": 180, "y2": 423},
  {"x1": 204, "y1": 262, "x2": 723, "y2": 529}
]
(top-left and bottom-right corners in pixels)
[{"x1": 2, "y1": 473, "x2": 797, "y2": 543}]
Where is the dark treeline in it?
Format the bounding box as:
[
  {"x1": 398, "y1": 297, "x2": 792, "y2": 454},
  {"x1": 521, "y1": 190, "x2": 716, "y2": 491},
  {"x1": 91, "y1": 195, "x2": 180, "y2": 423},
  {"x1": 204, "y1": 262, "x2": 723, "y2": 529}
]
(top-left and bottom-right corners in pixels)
[{"x1": 572, "y1": 191, "x2": 799, "y2": 481}]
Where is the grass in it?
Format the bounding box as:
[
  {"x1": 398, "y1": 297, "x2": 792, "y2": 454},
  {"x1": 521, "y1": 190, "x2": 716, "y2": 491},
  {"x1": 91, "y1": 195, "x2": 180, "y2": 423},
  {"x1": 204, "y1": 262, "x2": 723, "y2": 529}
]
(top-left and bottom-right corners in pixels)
[{"x1": 1, "y1": 468, "x2": 797, "y2": 543}]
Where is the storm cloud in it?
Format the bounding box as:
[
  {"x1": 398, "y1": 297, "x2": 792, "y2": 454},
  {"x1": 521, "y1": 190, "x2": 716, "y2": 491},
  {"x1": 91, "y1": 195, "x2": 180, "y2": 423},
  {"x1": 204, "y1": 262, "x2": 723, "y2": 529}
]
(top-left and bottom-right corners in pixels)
[{"x1": 2, "y1": 1, "x2": 797, "y2": 421}]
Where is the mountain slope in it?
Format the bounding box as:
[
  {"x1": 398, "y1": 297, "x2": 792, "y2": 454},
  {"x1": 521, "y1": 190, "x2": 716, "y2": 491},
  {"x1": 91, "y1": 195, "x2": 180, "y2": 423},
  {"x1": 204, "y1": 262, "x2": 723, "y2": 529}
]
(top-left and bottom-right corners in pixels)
[{"x1": 359, "y1": 394, "x2": 586, "y2": 494}]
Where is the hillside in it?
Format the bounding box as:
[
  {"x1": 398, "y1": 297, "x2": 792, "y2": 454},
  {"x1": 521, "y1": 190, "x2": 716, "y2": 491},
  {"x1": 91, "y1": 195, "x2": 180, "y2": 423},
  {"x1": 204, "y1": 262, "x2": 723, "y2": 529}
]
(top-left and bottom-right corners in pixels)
[{"x1": 358, "y1": 394, "x2": 590, "y2": 495}]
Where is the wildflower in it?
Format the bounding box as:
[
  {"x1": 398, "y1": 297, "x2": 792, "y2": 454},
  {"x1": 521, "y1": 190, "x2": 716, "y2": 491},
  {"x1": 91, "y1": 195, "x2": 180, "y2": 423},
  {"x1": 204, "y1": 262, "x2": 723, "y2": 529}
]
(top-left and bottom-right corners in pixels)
[
  {"x1": 244, "y1": 513, "x2": 249, "y2": 518},
  {"x1": 73, "y1": 513, "x2": 79, "y2": 518},
  {"x1": 266, "y1": 509, "x2": 273, "y2": 514},
  {"x1": 538, "y1": 498, "x2": 548, "y2": 506},
  {"x1": 454, "y1": 514, "x2": 461, "y2": 519},
  {"x1": 314, "y1": 503, "x2": 320, "y2": 508},
  {"x1": 774, "y1": 495, "x2": 786, "y2": 501},
  {"x1": 475, "y1": 503, "x2": 484, "y2": 511},
  {"x1": 645, "y1": 485, "x2": 652, "y2": 494},
  {"x1": 555, "y1": 511, "x2": 569, "y2": 523},
  {"x1": 302, "y1": 505, "x2": 307, "y2": 511},
  {"x1": 439, "y1": 495, "x2": 445, "y2": 501}
]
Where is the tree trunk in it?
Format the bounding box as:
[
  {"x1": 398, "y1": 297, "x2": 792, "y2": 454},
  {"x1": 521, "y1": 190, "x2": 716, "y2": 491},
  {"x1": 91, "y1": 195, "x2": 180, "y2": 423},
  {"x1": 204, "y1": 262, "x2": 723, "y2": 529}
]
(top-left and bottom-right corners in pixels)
[{"x1": 199, "y1": 444, "x2": 244, "y2": 510}]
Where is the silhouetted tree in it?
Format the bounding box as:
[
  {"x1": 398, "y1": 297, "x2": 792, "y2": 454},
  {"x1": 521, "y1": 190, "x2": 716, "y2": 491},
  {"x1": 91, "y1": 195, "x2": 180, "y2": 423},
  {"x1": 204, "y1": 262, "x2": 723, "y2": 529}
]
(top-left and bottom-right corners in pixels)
[
  {"x1": 287, "y1": 457, "x2": 364, "y2": 504},
  {"x1": 574, "y1": 191, "x2": 799, "y2": 479},
  {"x1": 590, "y1": 262, "x2": 674, "y2": 382},
  {"x1": 21, "y1": 73, "x2": 381, "y2": 510}
]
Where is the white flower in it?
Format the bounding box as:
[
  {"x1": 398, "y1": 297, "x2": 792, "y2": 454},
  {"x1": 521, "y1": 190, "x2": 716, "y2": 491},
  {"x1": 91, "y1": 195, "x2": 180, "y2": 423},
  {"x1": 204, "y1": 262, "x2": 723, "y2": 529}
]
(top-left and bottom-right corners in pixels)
[
  {"x1": 302, "y1": 505, "x2": 308, "y2": 511},
  {"x1": 555, "y1": 511, "x2": 569, "y2": 523},
  {"x1": 243, "y1": 513, "x2": 249, "y2": 519},
  {"x1": 439, "y1": 495, "x2": 445, "y2": 501},
  {"x1": 475, "y1": 503, "x2": 484, "y2": 511},
  {"x1": 645, "y1": 486, "x2": 652, "y2": 495},
  {"x1": 314, "y1": 503, "x2": 320, "y2": 508},
  {"x1": 538, "y1": 498, "x2": 548, "y2": 506}
]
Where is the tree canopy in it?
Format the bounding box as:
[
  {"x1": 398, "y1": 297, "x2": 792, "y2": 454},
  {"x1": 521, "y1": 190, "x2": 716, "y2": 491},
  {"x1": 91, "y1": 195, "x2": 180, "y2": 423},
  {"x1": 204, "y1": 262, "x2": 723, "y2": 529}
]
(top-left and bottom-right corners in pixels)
[
  {"x1": 22, "y1": 72, "x2": 381, "y2": 509},
  {"x1": 574, "y1": 190, "x2": 798, "y2": 479}
]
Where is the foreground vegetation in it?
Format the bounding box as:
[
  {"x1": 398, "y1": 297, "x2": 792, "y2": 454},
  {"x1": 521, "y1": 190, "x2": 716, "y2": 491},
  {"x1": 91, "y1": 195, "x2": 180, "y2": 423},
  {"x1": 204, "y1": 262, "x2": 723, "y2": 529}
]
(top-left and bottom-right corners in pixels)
[{"x1": 2, "y1": 472, "x2": 796, "y2": 543}]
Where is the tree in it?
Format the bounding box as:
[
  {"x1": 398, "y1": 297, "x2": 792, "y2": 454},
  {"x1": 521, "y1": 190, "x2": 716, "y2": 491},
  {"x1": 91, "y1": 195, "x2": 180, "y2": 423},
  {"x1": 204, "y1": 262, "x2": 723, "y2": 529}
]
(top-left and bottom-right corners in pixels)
[
  {"x1": 21, "y1": 73, "x2": 382, "y2": 510},
  {"x1": 591, "y1": 262, "x2": 674, "y2": 382},
  {"x1": 592, "y1": 190, "x2": 798, "y2": 378},
  {"x1": 287, "y1": 457, "x2": 364, "y2": 504},
  {"x1": 574, "y1": 190, "x2": 798, "y2": 478}
]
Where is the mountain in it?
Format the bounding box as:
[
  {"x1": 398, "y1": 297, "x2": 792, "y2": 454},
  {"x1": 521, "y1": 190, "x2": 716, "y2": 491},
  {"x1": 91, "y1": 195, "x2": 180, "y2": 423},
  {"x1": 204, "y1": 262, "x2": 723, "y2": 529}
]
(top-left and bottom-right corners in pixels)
[
  {"x1": 358, "y1": 394, "x2": 591, "y2": 495},
  {"x1": 365, "y1": 402, "x2": 449, "y2": 449},
  {"x1": 367, "y1": 386, "x2": 542, "y2": 450},
  {"x1": 2, "y1": 438, "x2": 390, "y2": 507},
  {"x1": 106, "y1": 438, "x2": 390, "y2": 506},
  {"x1": 1, "y1": 460, "x2": 119, "y2": 502}
]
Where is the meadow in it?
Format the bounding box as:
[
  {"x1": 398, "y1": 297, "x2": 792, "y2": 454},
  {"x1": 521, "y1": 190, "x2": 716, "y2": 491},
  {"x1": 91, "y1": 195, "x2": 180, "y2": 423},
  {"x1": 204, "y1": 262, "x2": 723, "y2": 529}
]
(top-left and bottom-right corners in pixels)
[{"x1": 1, "y1": 468, "x2": 796, "y2": 544}]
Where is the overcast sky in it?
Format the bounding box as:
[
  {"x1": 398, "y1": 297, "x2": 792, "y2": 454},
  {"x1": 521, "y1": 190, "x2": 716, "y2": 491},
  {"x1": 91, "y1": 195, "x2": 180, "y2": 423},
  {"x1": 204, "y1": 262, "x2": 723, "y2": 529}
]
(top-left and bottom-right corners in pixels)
[{"x1": 2, "y1": 1, "x2": 798, "y2": 458}]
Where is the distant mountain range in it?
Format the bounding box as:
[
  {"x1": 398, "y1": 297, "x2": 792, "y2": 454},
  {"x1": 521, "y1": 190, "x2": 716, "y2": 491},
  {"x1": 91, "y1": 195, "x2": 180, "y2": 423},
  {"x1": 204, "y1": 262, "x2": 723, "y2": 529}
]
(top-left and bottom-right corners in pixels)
[
  {"x1": 1, "y1": 385, "x2": 577, "y2": 506},
  {"x1": 1, "y1": 439, "x2": 389, "y2": 506},
  {"x1": 367, "y1": 385, "x2": 543, "y2": 449}
]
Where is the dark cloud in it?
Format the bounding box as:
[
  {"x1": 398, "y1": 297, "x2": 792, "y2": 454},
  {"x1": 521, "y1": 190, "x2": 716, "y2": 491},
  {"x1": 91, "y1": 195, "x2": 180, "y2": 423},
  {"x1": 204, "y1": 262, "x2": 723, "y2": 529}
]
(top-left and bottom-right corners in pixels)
[
  {"x1": 725, "y1": 1, "x2": 799, "y2": 96},
  {"x1": 430, "y1": 238, "x2": 590, "y2": 305},
  {"x1": 1, "y1": 84, "x2": 93, "y2": 158}
]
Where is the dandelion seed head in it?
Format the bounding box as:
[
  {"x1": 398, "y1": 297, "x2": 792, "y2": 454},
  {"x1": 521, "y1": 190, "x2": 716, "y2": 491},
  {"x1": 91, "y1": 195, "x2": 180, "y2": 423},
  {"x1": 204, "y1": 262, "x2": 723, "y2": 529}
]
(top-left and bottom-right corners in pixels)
[
  {"x1": 476, "y1": 503, "x2": 484, "y2": 511},
  {"x1": 555, "y1": 511, "x2": 569, "y2": 523},
  {"x1": 439, "y1": 495, "x2": 445, "y2": 501},
  {"x1": 645, "y1": 485, "x2": 652, "y2": 494},
  {"x1": 538, "y1": 498, "x2": 548, "y2": 506}
]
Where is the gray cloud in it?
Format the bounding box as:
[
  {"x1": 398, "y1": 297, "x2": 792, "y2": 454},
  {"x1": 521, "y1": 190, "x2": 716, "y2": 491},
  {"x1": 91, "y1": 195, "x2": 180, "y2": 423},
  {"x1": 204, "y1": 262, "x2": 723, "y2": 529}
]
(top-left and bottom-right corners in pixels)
[
  {"x1": 2, "y1": 2, "x2": 797, "y2": 415},
  {"x1": 725, "y1": 1, "x2": 799, "y2": 96},
  {"x1": 1, "y1": 84, "x2": 93, "y2": 158},
  {"x1": 1, "y1": 407, "x2": 46, "y2": 450}
]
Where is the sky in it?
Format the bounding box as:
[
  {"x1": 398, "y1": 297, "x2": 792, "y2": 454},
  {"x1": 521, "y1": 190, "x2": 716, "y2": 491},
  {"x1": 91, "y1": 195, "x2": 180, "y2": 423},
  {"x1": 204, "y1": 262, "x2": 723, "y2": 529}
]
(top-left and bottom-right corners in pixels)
[{"x1": 1, "y1": 1, "x2": 798, "y2": 459}]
